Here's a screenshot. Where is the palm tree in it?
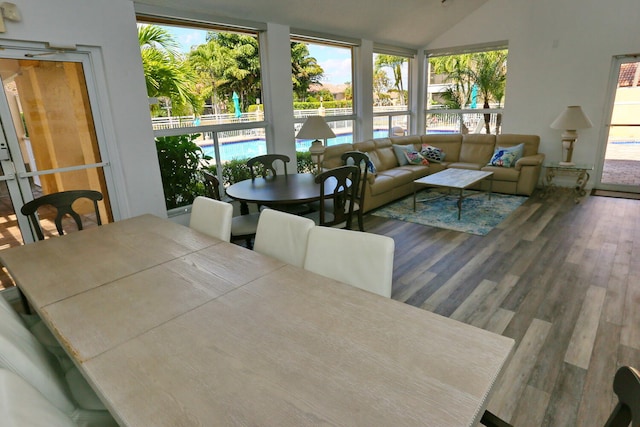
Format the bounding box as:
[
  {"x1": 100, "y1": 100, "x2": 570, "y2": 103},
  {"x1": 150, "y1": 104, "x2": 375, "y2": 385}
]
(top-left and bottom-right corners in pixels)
[
  {"x1": 291, "y1": 42, "x2": 324, "y2": 102},
  {"x1": 138, "y1": 24, "x2": 198, "y2": 116},
  {"x1": 375, "y1": 54, "x2": 407, "y2": 105},
  {"x1": 468, "y1": 50, "x2": 507, "y2": 133}
]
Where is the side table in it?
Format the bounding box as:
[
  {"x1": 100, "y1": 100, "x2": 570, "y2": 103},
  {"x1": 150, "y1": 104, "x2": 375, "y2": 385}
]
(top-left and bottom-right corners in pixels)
[{"x1": 542, "y1": 162, "x2": 593, "y2": 203}]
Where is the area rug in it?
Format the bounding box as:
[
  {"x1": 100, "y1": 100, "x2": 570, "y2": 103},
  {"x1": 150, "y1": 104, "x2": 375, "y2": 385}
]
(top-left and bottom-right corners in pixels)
[{"x1": 371, "y1": 189, "x2": 528, "y2": 235}]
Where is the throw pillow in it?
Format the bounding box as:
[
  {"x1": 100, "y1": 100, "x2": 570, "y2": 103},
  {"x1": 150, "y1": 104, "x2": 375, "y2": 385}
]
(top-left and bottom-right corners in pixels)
[
  {"x1": 392, "y1": 144, "x2": 415, "y2": 166},
  {"x1": 488, "y1": 148, "x2": 518, "y2": 167},
  {"x1": 420, "y1": 144, "x2": 446, "y2": 163},
  {"x1": 365, "y1": 153, "x2": 377, "y2": 174},
  {"x1": 404, "y1": 150, "x2": 429, "y2": 166},
  {"x1": 497, "y1": 143, "x2": 524, "y2": 162}
]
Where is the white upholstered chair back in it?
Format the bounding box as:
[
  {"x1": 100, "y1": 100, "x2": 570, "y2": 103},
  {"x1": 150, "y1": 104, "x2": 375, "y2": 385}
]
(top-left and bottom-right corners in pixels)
[
  {"x1": 303, "y1": 227, "x2": 395, "y2": 298},
  {"x1": 254, "y1": 208, "x2": 315, "y2": 267},
  {"x1": 0, "y1": 368, "x2": 78, "y2": 427},
  {"x1": 189, "y1": 196, "x2": 233, "y2": 242}
]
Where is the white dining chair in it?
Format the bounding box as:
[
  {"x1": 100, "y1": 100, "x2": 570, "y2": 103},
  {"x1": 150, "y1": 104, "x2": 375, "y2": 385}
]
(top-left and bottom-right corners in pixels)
[
  {"x1": 253, "y1": 208, "x2": 315, "y2": 267},
  {"x1": 189, "y1": 196, "x2": 233, "y2": 242},
  {"x1": 303, "y1": 227, "x2": 395, "y2": 298},
  {"x1": 0, "y1": 368, "x2": 79, "y2": 427},
  {"x1": 0, "y1": 300, "x2": 117, "y2": 427}
]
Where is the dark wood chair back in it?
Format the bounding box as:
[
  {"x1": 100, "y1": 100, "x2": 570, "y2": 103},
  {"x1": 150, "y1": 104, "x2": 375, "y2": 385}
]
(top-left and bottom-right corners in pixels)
[
  {"x1": 20, "y1": 190, "x2": 103, "y2": 241},
  {"x1": 247, "y1": 154, "x2": 290, "y2": 179},
  {"x1": 341, "y1": 151, "x2": 368, "y2": 231},
  {"x1": 315, "y1": 165, "x2": 359, "y2": 228},
  {"x1": 201, "y1": 170, "x2": 222, "y2": 201},
  {"x1": 605, "y1": 366, "x2": 640, "y2": 427}
]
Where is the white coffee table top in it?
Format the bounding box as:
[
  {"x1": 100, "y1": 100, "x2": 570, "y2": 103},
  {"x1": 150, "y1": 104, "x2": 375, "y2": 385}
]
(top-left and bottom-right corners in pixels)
[{"x1": 415, "y1": 168, "x2": 493, "y2": 189}]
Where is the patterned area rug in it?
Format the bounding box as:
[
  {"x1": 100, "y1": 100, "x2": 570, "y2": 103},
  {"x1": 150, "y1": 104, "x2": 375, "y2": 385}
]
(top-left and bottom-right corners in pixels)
[{"x1": 371, "y1": 189, "x2": 528, "y2": 235}]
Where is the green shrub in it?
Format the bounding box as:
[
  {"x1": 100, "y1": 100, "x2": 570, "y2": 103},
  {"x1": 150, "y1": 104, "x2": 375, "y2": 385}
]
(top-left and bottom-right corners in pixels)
[{"x1": 155, "y1": 134, "x2": 210, "y2": 209}]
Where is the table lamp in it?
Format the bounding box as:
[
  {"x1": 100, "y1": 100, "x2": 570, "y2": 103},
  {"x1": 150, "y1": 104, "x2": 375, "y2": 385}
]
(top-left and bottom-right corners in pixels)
[
  {"x1": 550, "y1": 105, "x2": 593, "y2": 166},
  {"x1": 296, "y1": 116, "x2": 336, "y2": 174}
]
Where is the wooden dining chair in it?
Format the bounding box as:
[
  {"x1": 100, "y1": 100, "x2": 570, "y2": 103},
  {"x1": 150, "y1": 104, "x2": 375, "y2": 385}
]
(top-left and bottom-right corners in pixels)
[
  {"x1": 247, "y1": 154, "x2": 289, "y2": 179},
  {"x1": 341, "y1": 151, "x2": 369, "y2": 231},
  {"x1": 303, "y1": 165, "x2": 359, "y2": 229},
  {"x1": 201, "y1": 170, "x2": 260, "y2": 248},
  {"x1": 20, "y1": 190, "x2": 103, "y2": 241},
  {"x1": 246, "y1": 154, "x2": 311, "y2": 215},
  {"x1": 604, "y1": 366, "x2": 640, "y2": 427}
]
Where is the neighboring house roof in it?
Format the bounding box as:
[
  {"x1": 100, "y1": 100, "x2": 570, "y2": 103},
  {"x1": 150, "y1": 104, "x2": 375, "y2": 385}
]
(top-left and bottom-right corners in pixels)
[{"x1": 619, "y1": 62, "x2": 639, "y2": 87}]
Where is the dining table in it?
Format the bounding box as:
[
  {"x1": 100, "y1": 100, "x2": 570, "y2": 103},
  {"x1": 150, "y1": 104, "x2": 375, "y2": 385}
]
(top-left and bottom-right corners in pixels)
[
  {"x1": 225, "y1": 172, "x2": 336, "y2": 213},
  {"x1": 0, "y1": 214, "x2": 515, "y2": 427}
]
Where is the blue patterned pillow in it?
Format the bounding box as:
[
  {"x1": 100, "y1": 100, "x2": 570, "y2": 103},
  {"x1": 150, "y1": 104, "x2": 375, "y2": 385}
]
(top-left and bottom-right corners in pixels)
[{"x1": 488, "y1": 148, "x2": 518, "y2": 167}]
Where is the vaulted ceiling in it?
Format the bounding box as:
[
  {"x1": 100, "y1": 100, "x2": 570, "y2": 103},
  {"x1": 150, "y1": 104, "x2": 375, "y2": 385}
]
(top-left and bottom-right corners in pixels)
[{"x1": 134, "y1": 0, "x2": 488, "y2": 49}]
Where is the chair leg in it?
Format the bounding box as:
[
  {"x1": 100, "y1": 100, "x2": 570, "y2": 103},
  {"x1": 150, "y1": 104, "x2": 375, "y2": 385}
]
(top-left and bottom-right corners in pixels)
[
  {"x1": 245, "y1": 237, "x2": 253, "y2": 250},
  {"x1": 480, "y1": 410, "x2": 512, "y2": 427},
  {"x1": 358, "y1": 210, "x2": 364, "y2": 232},
  {"x1": 18, "y1": 288, "x2": 31, "y2": 315}
]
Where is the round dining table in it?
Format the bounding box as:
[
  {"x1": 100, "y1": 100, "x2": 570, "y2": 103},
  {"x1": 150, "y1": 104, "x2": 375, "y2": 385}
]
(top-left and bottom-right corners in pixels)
[{"x1": 226, "y1": 173, "x2": 338, "y2": 214}]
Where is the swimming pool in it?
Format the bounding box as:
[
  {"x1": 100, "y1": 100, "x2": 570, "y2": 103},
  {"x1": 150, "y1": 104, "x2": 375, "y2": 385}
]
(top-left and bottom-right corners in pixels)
[{"x1": 201, "y1": 129, "x2": 455, "y2": 162}]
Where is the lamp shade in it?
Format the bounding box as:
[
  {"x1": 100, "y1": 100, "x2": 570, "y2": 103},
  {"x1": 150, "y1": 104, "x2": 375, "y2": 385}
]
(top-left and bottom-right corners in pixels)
[
  {"x1": 550, "y1": 106, "x2": 593, "y2": 130},
  {"x1": 296, "y1": 116, "x2": 336, "y2": 140}
]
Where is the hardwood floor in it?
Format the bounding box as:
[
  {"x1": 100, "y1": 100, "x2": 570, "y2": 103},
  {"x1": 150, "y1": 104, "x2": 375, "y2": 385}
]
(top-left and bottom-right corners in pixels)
[{"x1": 364, "y1": 187, "x2": 639, "y2": 426}]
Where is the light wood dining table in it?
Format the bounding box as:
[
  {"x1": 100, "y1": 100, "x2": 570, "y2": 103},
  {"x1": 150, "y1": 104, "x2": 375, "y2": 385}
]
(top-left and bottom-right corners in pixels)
[{"x1": 0, "y1": 214, "x2": 514, "y2": 426}]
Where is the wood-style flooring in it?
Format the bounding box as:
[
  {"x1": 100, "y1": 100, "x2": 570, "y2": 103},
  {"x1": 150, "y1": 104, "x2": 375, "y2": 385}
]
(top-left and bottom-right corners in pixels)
[{"x1": 363, "y1": 187, "x2": 639, "y2": 427}]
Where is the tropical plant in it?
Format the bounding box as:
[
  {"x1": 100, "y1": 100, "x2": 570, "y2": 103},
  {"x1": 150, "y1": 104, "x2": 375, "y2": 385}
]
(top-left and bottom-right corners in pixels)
[
  {"x1": 155, "y1": 134, "x2": 210, "y2": 209},
  {"x1": 468, "y1": 50, "x2": 508, "y2": 133},
  {"x1": 138, "y1": 24, "x2": 199, "y2": 115},
  {"x1": 291, "y1": 42, "x2": 324, "y2": 101},
  {"x1": 375, "y1": 54, "x2": 408, "y2": 104}
]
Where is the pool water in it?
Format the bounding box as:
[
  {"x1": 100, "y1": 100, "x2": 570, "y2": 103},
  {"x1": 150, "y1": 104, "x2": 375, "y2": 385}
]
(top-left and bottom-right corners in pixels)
[{"x1": 201, "y1": 129, "x2": 454, "y2": 162}]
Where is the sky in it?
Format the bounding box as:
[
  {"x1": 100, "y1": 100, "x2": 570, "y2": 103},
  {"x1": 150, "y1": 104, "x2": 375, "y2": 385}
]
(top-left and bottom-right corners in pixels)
[{"x1": 165, "y1": 25, "x2": 352, "y2": 85}]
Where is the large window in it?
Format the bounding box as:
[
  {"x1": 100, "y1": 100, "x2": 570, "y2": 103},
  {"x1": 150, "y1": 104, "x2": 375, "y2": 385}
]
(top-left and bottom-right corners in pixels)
[
  {"x1": 291, "y1": 37, "x2": 355, "y2": 148},
  {"x1": 373, "y1": 51, "x2": 412, "y2": 137},
  {"x1": 137, "y1": 18, "x2": 267, "y2": 209},
  {"x1": 426, "y1": 47, "x2": 508, "y2": 135}
]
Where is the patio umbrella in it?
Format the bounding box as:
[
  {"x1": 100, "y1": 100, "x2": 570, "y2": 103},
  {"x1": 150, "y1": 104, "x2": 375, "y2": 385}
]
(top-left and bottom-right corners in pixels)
[
  {"x1": 233, "y1": 92, "x2": 241, "y2": 118},
  {"x1": 470, "y1": 84, "x2": 478, "y2": 109}
]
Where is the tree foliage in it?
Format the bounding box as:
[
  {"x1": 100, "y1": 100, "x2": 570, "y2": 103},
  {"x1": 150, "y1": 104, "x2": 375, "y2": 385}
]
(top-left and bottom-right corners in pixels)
[
  {"x1": 138, "y1": 25, "x2": 199, "y2": 115},
  {"x1": 375, "y1": 54, "x2": 407, "y2": 105},
  {"x1": 291, "y1": 42, "x2": 324, "y2": 101}
]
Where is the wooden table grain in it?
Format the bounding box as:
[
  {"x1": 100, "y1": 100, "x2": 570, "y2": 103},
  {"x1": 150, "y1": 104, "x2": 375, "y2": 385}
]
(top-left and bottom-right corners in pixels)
[{"x1": 0, "y1": 214, "x2": 514, "y2": 427}]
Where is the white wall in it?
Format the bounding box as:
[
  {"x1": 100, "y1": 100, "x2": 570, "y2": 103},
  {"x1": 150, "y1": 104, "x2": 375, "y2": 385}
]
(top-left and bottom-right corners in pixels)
[
  {"x1": 1, "y1": 0, "x2": 167, "y2": 218},
  {"x1": 427, "y1": 0, "x2": 640, "y2": 186}
]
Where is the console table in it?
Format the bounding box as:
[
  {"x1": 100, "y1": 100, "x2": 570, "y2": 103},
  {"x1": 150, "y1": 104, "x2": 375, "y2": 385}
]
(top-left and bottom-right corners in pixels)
[{"x1": 542, "y1": 162, "x2": 593, "y2": 203}]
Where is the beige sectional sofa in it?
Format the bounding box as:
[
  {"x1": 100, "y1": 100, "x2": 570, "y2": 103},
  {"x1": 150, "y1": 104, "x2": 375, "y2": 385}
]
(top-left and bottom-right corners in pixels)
[{"x1": 321, "y1": 133, "x2": 544, "y2": 213}]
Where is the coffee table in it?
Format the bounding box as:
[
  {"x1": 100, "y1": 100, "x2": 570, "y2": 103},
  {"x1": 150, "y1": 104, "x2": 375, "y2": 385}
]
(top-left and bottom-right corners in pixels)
[{"x1": 413, "y1": 168, "x2": 494, "y2": 219}]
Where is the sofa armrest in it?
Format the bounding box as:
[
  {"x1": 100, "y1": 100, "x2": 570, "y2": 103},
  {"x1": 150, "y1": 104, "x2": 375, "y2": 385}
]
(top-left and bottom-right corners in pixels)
[{"x1": 515, "y1": 153, "x2": 545, "y2": 171}]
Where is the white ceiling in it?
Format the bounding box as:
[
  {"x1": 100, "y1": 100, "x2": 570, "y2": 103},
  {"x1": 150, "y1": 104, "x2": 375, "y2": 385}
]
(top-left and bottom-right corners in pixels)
[{"x1": 134, "y1": 0, "x2": 488, "y2": 49}]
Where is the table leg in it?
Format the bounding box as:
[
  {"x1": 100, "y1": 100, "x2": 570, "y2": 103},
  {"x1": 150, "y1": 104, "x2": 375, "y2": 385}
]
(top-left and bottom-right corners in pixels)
[
  {"x1": 240, "y1": 201, "x2": 249, "y2": 215},
  {"x1": 457, "y1": 188, "x2": 463, "y2": 220},
  {"x1": 574, "y1": 171, "x2": 590, "y2": 203},
  {"x1": 413, "y1": 184, "x2": 417, "y2": 212}
]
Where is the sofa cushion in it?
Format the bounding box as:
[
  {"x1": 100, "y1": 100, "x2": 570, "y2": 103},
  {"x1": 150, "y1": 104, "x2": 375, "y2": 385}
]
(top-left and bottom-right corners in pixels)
[
  {"x1": 420, "y1": 134, "x2": 462, "y2": 162},
  {"x1": 460, "y1": 134, "x2": 496, "y2": 164},
  {"x1": 496, "y1": 134, "x2": 540, "y2": 157},
  {"x1": 448, "y1": 163, "x2": 483, "y2": 171},
  {"x1": 369, "y1": 174, "x2": 398, "y2": 196},
  {"x1": 397, "y1": 165, "x2": 430, "y2": 179},
  {"x1": 482, "y1": 165, "x2": 520, "y2": 182},
  {"x1": 377, "y1": 168, "x2": 415, "y2": 187}
]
